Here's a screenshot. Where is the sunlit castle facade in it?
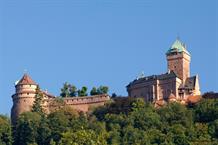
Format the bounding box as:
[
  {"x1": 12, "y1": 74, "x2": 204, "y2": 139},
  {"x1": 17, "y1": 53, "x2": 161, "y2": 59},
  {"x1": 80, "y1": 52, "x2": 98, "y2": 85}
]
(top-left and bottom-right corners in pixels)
[
  {"x1": 126, "y1": 39, "x2": 201, "y2": 106},
  {"x1": 11, "y1": 74, "x2": 110, "y2": 124}
]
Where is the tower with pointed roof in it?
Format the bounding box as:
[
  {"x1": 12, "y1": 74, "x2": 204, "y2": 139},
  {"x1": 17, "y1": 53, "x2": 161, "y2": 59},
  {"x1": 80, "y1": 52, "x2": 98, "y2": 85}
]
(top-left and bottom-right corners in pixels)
[
  {"x1": 11, "y1": 74, "x2": 111, "y2": 124},
  {"x1": 127, "y1": 38, "x2": 201, "y2": 106},
  {"x1": 166, "y1": 38, "x2": 191, "y2": 83},
  {"x1": 11, "y1": 74, "x2": 38, "y2": 124}
]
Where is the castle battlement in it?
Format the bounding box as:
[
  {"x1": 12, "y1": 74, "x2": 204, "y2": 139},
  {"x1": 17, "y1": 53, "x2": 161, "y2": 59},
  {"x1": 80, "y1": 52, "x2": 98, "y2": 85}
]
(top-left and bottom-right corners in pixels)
[
  {"x1": 63, "y1": 94, "x2": 110, "y2": 105},
  {"x1": 11, "y1": 74, "x2": 110, "y2": 124}
]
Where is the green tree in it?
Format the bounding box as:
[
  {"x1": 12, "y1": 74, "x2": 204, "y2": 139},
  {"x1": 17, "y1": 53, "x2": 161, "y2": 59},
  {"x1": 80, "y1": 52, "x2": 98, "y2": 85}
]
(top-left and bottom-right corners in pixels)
[
  {"x1": 78, "y1": 86, "x2": 88, "y2": 97},
  {"x1": 191, "y1": 123, "x2": 211, "y2": 143},
  {"x1": 60, "y1": 129, "x2": 107, "y2": 145},
  {"x1": 47, "y1": 110, "x2": 69, "y2": 143},
  {"x1": 129, "y1": 100, "x2": 161, "y2": 131},
  {"x1": 107, "y1": 124, "x2": 121, "y2": 145},
  {"x1": 97, "y1": 86, "x2": 109, "y2": 94},
  {"x1": 36, "y1": 116, "x2": 51, "y2": 145},
  {"x1": 14, "y1": 112, "x2": 41, "y2": 145},
  {"x1": 167, "y1": 124, "x2": 189, "y2": 145},
  {"x1": 60, "y1": 82, "x2": 70, "y2": 97},
  {"x1": 90, "y1": 87, "x2": 98, "y2": 96},
  {"x1": 32, "y1": 85, "x2": 44, "y2": 115},
  {"x1": 111, "y1": 93, "x2": 117, "y2": 98},
  {"x1": 194, "y1": 98, "x2": 218, "y2": 123},
  {"x1": 69, "y1": 85, "x2": 77, "y2": 97},
  {"x1": 122, "y1": 125, "x2": 148, "y2": 145},
  {"x1": 158, "y1": 102, "x2": 193, "y2": 128},
  {"x1": 209, "y1": 119, "x2": 218, "y2": 138},
  {"x1": 0, "y1": 115, "x2": 12, "y2": 145},
  {"x1": 131, "y1": 98, "x2": 146, "y2": 112},
  {"x1": 147, "y1": 129, "x2": 166, "y2": 144}
]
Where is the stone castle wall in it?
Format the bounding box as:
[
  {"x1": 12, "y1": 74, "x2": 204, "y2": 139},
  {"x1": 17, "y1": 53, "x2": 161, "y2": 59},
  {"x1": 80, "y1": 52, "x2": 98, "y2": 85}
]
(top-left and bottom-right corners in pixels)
[
  {"x1": 167, "y1": 52, "x2": 190, "y2": 83},
  {"x1": 11, "y1": 84, "x2": 37, "y2": 124},
  {"x1": 47, "y1": 94, "x2": 110, "y2": 113},
  {"x1": 128, "y1": 77, "x2": 180, "y2": 101},
  {"x1": 11, "y1": 88, "x2": 110, "y2": 124}
]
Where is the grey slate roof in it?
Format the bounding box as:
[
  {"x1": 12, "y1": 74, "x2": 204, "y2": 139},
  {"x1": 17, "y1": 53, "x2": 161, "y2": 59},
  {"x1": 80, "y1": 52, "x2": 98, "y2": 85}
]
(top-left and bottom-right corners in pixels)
[
  {"x1": 180, "y1": 76, "x2": 197, "y2": 89},
  {"x1": 127, "y1": 71, "x2": 177, "y2": 88}
]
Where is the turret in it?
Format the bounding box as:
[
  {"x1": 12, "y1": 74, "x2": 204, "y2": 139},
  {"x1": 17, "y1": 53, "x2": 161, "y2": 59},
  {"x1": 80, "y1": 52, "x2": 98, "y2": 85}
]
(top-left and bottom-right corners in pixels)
[
  {"x1": 11, "y1": 74, "x2": 38, "y2": 124},
  {"x1": 166, "y1": 38, "x2": 191, "y2": 83}
]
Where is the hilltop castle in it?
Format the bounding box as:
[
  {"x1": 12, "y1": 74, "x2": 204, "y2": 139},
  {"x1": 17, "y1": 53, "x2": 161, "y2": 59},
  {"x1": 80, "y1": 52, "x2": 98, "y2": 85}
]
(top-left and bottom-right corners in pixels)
[
  {"x1": 11, "y1": 75, "x2": 110, "y2": 124},
  {"x1": 11, "y1": 38, "x2": 202, "y2": 123},
  {"x1": 126, "y1": 39, "x2": 201, "y2": 106}
]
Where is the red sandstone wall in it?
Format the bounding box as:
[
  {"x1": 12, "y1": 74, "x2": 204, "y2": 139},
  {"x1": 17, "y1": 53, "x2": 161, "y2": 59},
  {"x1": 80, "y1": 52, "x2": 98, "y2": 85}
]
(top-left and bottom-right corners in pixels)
[{"x1": 48, "y1": 94, "x2": 110, "y2": 113}]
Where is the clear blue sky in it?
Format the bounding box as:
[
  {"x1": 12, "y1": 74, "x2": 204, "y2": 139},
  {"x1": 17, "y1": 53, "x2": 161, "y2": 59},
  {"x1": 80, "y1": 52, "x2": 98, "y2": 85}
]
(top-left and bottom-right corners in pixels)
[{"x1": 0, "y1": 0, "x2": 217, "y2": 115}]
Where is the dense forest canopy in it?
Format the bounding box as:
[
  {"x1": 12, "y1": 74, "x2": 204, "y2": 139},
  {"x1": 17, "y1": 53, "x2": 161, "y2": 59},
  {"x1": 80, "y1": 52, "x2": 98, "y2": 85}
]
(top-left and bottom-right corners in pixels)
[{"x1": 0, "y1": 92, "x2": 218, "y2": 145}]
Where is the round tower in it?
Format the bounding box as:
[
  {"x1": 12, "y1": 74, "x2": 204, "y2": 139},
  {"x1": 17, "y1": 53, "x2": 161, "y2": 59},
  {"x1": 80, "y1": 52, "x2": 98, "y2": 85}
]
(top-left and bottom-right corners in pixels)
[{"x1": 11, "y1": 74, "x2": 38, "y2": 124}]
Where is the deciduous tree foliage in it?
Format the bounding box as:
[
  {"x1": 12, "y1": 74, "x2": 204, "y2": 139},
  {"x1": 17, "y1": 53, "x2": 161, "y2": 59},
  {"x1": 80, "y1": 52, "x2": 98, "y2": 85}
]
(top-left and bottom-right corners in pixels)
[
  {"x1": 60, "y1": 82, "x2": 70, "y2": 97},
  {"x1": 0, "y1": 115, "x2": 12, "y2": 145},
  {"x1": 78, "y1": 86, "x2": 88, "y2": 97},
  {"x1": 14, "y1": 112, "x2": 41, "y2": 145},
  {"x1": 2, "y1": 92, "x2": 218, "y2": 145},
  {"x1": 69, "y1": 85, "x2": 77, "y2": 97},
  {"x1": 90, "y1": 87, "x2": 98, "y2": 96},
  {"x1": 97, "y1": 86, "x2": 109, "y2": 95},
  {"x1": 194, "y1": 98, "x2": 218, "y2": 123}
]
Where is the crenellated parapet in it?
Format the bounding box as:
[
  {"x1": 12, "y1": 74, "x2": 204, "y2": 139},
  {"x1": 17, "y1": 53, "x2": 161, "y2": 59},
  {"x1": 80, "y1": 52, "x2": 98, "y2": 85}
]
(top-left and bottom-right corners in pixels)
[
  {"x1": 63, "y1": 94, "x2": 110, "y2": 105},
  {"x1": 46, "y1": 94, "x2": 110, "y2": 113},
  {"x1": 11, "y1": 74, "x2": 110, "y2": 124}
]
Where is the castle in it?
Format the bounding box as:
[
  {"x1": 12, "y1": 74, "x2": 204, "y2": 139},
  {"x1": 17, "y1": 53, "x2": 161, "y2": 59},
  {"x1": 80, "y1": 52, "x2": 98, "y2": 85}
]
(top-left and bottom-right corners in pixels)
[
  {"x1": 11, "y1": 74, "x2": 110, "y2": 124},
  {"x1": 126, "y1": 38, "x2": 201, "y2": 106},
  {"x1": 11, "y1": 38, "x2": 202, "y2": 123}
]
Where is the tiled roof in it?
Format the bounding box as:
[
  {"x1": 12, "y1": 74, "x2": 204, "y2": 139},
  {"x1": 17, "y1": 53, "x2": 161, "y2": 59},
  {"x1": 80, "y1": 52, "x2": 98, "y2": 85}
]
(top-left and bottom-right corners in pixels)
[
  {"x1": 186, "y1": 95, "x2": 202, "y2": 104},
  {"x1": 154, "y1": 99, "x2": 166, "y2": 107},
  {"x1": 185, "y1": 76, "x2": 196, "y2": 88},
  {"x1": 168, "y1": 93, "x2": 176, "y2": 100},
  {"x1": 127, "y1": 71, "x2": 177, "y2": 87},
  {"x1": 42, "y1": 91, "x2": 55, "y2": 98},
  {"x1": 17, "y1": 74, "x2": 37, "y2": 85},
  {"x1": 179, "y1": 76, "x2": 197, "y2": 90}
]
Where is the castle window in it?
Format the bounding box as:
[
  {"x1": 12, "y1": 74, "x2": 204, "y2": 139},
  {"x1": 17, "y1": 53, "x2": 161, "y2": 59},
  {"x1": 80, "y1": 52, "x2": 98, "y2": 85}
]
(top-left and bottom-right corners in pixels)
[
  {"x1": 27, "y1": 93, "x2": 29, "y2": 95},
  {"x1": 174, "y1": 66, "x2": 176, "y2": 69}
]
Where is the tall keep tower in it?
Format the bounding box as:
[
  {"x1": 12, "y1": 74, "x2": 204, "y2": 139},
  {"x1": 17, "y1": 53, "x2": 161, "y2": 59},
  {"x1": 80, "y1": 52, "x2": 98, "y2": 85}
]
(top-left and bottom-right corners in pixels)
[
  {"x1": 166, "y1": 39, "x2": 191, "y2": 83},
  {"x1": 11, "y1": 74, "x2": 38, "y2": 124}
]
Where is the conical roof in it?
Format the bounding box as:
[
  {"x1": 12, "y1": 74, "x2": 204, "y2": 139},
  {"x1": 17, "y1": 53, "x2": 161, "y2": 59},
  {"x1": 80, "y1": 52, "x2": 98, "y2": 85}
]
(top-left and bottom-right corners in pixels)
[
  {"x1": 17, "y1": 74, "x2": 37, "y2": 85},
  {"x1": 166, "y1": 39, "x2": 190, "y2": 55}
]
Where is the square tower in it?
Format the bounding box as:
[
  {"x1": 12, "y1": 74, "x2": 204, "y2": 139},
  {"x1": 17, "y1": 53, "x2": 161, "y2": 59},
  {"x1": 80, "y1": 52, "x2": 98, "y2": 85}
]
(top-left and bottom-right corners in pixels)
[{"x1": 166, "y1": 39, "x2": 191, "y2": 83}]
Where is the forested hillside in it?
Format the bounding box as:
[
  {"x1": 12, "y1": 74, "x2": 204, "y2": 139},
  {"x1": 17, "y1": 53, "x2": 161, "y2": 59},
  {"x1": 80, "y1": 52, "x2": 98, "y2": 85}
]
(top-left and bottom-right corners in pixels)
[{"x1": 1, "y1": 92, "x2": 218, "y2": 145}]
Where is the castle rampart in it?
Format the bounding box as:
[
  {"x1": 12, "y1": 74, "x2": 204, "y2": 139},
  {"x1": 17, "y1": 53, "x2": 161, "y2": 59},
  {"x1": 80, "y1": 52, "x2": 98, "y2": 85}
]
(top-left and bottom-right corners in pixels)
[{"x1": 11, "y1": 74, "x2": 110, "y2": 124}]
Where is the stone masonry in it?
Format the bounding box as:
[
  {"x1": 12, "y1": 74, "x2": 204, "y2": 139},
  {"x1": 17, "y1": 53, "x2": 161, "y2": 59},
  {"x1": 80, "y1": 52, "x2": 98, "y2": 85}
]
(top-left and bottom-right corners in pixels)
[
  {"x1": 126, "y1": 38, "x2": 201, "y2": 106},
  {"x1": 11, "y1": 74, "x2": 110, "y2": 124}
]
